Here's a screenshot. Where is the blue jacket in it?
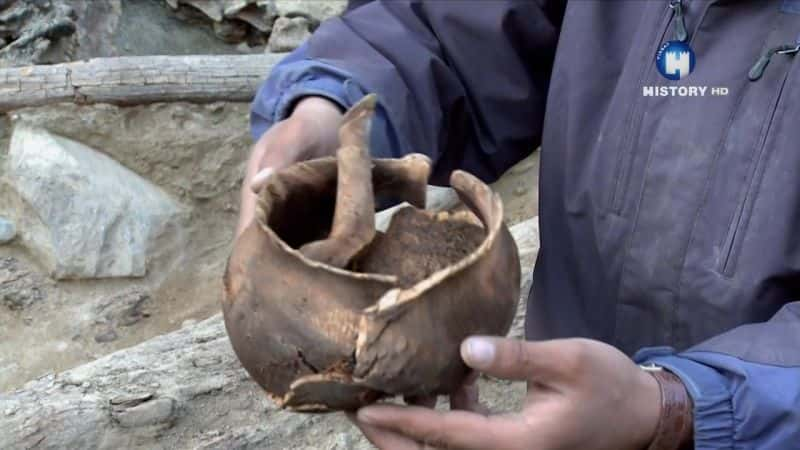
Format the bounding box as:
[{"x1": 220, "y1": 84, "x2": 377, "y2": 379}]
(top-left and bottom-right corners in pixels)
[{"x1": 251, "y1": 1, "x2": 800, "y2": 447}]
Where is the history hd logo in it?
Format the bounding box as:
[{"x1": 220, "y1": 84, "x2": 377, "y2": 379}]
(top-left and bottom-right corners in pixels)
[{"x1": 656, "y1": 41, "x2": 695, "y2": 80}]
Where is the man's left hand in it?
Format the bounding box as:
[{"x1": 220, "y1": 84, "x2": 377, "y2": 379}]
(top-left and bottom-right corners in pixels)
[{"x1": 351, "y1": 337, "x2": 663, "y2": 450}]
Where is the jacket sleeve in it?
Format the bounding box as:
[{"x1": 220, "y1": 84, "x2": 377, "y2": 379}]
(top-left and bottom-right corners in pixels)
[
  {"x1": 251, "y1": 0, "x2": 565, "y2": 184},
  {"x1": 635, "y1": 302, "x2": 800, "y2": 450}
]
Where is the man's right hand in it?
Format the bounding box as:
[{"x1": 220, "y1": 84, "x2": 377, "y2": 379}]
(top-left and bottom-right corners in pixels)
[{"x1": 237, "y1": 96, "x2": 344, "y2": 237}]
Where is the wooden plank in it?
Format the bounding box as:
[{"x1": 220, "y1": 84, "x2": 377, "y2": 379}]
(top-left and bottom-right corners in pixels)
[{"x1": 0, "y1": 54, "x2": 285, "y2": 111}]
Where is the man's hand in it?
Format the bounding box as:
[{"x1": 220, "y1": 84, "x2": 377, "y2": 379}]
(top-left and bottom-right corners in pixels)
[
  {"x1": 236, "y1": 96, "x2": 343, "y2": 236},
  {"x1": 352, "y1": 337, "x2": 663, "y2": 450}
]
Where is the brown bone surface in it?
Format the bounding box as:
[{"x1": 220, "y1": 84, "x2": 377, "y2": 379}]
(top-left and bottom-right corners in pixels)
[{"x1": 223, "y1": 95, "x2": 521, "y2": 412}]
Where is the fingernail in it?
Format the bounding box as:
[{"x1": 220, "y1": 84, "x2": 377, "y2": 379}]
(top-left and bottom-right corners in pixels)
[
  {"x1": 250, "y1": 167, "x2": 274, "y2": 192},
  {"x1": 463, "y1": 337, "x2": 495, "y2": 369},
  {"x1": 356, "y1": 408, "x2": 377, "y2": 425}
]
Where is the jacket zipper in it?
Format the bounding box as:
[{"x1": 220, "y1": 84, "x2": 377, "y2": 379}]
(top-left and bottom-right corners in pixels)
[
  {"x1": 670, "y1": 0, "x2": 689, "y2": 42},
  {"x1": 720, "y1": 57, "x2": 795, "y2": 276},
  {"x1": 748, "y1": 38, "x2": 800, "y2": 81},
  {"x1": 609, "y1": 1, "x2": 682, "y2": 214}
]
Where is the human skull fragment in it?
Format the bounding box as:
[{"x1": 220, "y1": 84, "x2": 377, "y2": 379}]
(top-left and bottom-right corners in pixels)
[{"x1": 223, "y1": 95, "x2": 521, "y2": 412}]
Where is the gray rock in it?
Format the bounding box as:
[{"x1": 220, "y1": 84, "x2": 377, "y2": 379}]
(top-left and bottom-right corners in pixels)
[
  {"x1": 5, "y1": 124, "x2": 184, "y2": 280},
  {"x1": 9, "y1": 102, "x2": 251, "y2": 203},
  {"x1": 224, "y1": 0, "x2": 276, "y2": 32},
  {"x1": 223, "y1": 0, "x2": 252, "y2": 17},
  {"x1": 0, "y1": 0, "x2": 267, "y2": 67},
  {"x1": 212, "y1": 18, "x2": 249, "y2": 43},
  {"x1": 272, "y1": 0, "x2": 347, "y2": 23},
  {"x1": 0, "y1": 1, "x2": 78, "y2": 68},
  {"x1": 267, "y1": 16, "x2": 311, "y2": 52},
  {"x1": 0, "y1": 217, "x2": 15, "y2": 243},
  {"x1": 0, "y1": 102, "x2": 247, "y2": 393},
  {"x1": 179, "y1": 0, "x2": 224, "y2": 22},
  {"x1": 165, "y1": 0, "x2": 276, "y2": 45},
  {"x1": 425, "y1": 186, "x2": 461, "y2": 211},
  {"x1": 93, "y1": 290, "x2": 151, "y2": 328},
  {"x1": 93, "y1": 328, "x2": 119, "y2": 344},
  {"x1": 508, "y1": 217, "x2": 539, "y2": 339},
  {"x1": 0, "y1": 257, "x2": 50, "y2": 311},
  {"x1": 119, "y1": 0, "x2": 267, "y2": 54},
  {"x1": 90, "y1": 290, "x2": 150, "y2": 344}
]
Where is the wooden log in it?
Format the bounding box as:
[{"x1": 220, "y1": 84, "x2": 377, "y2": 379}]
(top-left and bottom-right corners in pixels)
[
  {"x1": 0, "y1": 217, "x2": 538, "y2": 450},
  {"x1": 0, "y1": 54, "x2": 285, "y2": 112}
]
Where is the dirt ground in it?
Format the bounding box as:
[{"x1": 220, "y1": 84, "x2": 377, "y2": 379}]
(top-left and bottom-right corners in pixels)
[{"x1": 492, "y1": 151, "x2": 539, "y2": 224}]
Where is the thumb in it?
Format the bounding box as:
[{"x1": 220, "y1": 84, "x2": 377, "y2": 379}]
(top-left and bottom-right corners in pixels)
[{"x1": 460, "y1": 336, "x2": 563, "y2": 381}]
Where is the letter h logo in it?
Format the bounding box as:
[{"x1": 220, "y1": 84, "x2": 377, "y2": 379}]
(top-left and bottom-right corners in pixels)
[{"x1": 665, "y1": 51, "x2": 691, "y2": 79}]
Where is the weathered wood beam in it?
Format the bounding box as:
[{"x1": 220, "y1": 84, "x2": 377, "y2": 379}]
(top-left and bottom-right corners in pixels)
[{"x1": 0, "y1": 54, "x2": 285, "y2": 112}]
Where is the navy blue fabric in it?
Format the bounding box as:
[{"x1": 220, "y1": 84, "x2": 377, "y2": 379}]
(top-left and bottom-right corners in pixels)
[
  {"x1": 636, "y1": 303, "x2": 800, "y2": 448},
  {"x1": 252, "y1": 0, "x2": 558, "y2": 184},
  {"x1": 249, "y1": 42, "x2": 402, "y2": 161},
  {"x1": 250, "y1": 0, "x2": 800, "y2": 446},
  {"x1": 250, "y1": 42, "x2": 348, "y2": 141},
  {"x1": 782, "y1": 0, "x2": 800, "y2": 14}
]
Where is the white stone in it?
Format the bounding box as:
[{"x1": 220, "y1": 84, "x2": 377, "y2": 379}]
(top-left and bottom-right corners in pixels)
[
  {"x1": 0, "y1": 218, "x2": 16, "y2": 244},
  {"x1": 5, "y1": 125, "x2": 184, "y2": 280},
  {"x1": 267, "y1": 16, "x2": 311, "y2": 52},
  {"x1": 425, "y1": 186, "x2": 461, "y2": 211},
  {"x1": 509, "y1": 216, "x2": 540, "y2": 271},
  {"x1": 374, "y1": 186, "x2": 462, "y2": 232},
  {"x1": 508, "y1": 217, "x2": 540, "y2": 339}
]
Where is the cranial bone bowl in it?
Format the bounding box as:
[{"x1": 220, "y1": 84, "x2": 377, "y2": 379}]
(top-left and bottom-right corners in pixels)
[{"x1": 223, "y1": 95, "x2": 521, "y2": 412}]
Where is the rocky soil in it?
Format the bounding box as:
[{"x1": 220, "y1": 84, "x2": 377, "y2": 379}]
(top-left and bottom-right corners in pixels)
[
  {"x1": 0, "y1": 0, "x2": 346, "y2": 68},
  {"x1": 0, "y1": 101, "x2": 251, "y2": 391}
]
